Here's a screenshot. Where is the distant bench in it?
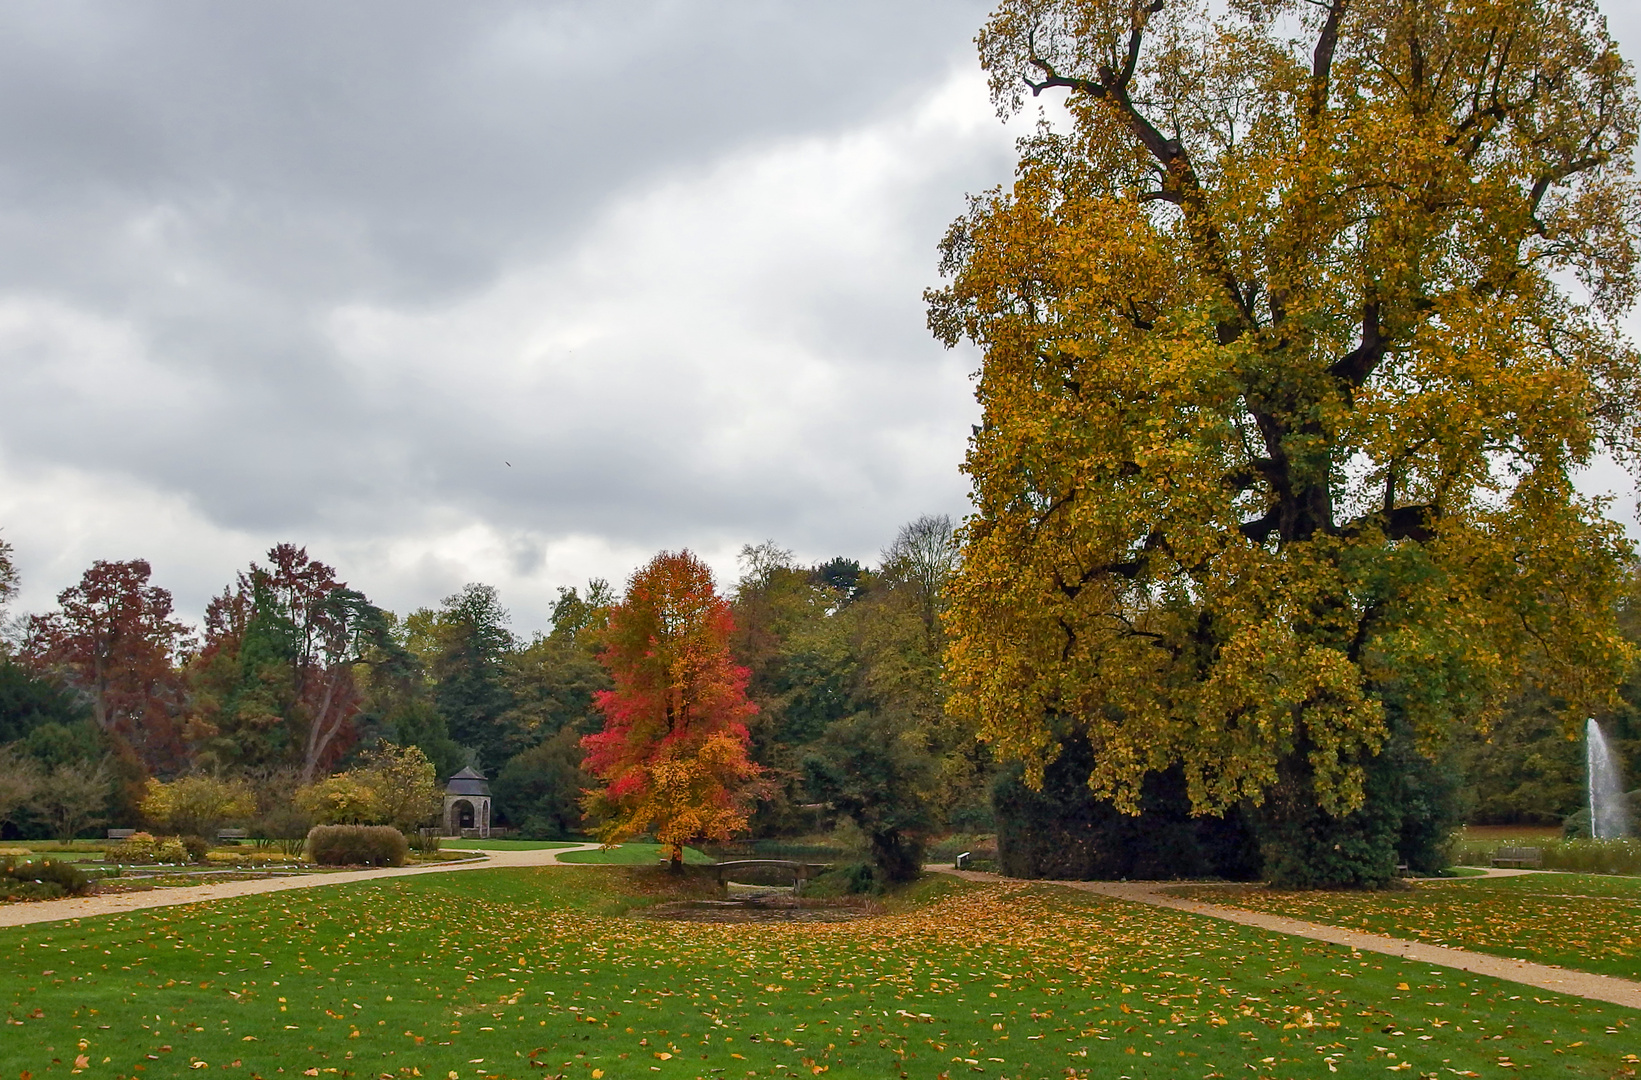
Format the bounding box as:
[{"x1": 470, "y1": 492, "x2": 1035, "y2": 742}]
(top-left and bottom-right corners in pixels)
[{"x1": 1491, "y1": 846, "x2": 1542, "y2": 869}]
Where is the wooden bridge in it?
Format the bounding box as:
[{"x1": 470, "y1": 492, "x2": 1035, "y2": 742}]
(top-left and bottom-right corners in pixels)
[{"x1": 710, "y1": 860, "x2": 834, "y2": 896}]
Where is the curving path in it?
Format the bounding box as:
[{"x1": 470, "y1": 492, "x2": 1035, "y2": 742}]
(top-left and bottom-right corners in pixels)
[
  {"x1": 0, "y1": 843, "x2": 605, "y2": 930},
  {"x1": 932, "y1": 866, "x2": 1641, "y2": 1011}
]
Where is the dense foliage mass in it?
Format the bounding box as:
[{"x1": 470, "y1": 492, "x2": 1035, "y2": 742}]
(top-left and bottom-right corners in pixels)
[
  {"x1": 931, "y1": 0, "x2": 1641, "y2": 883},
  {"x1": 0, "y1": 522, "x2": 975, "y2": 884}
]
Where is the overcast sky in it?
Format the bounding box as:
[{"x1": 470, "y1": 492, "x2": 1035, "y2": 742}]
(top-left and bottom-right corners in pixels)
[{"x1": 1, "y1": 1, "x2": 1638, "y2": 637}]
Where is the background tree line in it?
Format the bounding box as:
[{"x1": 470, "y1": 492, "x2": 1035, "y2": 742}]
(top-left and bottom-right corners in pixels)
[
  {"x1": 0, "y1": 518, "x2": 983, "y2": 861},
  {"x1": 0, "y1": 536, "x2": 608, "y2": 842},
  {"x1": 1, "y1": 509, "x2": 1635, "y2": 881}
]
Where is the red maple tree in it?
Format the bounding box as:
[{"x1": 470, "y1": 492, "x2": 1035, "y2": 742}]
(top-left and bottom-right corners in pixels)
[
  {"x1": 581, "y1": 550, "x2": 765, "y2": 867},
  {"x1": 23, "y1": 559, "x2": 191, "y2": 773}
]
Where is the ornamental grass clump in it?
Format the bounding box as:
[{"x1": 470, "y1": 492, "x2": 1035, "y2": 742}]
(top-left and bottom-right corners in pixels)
[
  {"x1": 0, "y1": 856, "x2": 93, "y2": 901},
  {"x1": 306, "y1": 824, "x2": 408, "y2": 866},
  {"x1": 1540, "y1": 838, "x2": 1641, "y2": 876}
]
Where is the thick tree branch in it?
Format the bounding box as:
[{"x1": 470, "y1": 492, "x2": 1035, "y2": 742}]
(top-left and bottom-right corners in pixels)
[
  {"x1": 1329, "y1": 300, "x2": 1384, "y2": 386},
  {"x1": 1309, "y1": 0, "x2": 1348, "y2": 119},
  {"x1": 1023, "y1": 12, "x2": 1256, "y2": 336},
  {"x1": 1238, "y1": 509, "x2": 1279, "y2": 543},
  {"x1": 1341, "y1": 503, "x2": 1441, "y2": 543}
]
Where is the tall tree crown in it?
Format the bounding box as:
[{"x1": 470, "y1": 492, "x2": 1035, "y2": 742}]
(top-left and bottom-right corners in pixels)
[
  {"x1": 23, "y1": 559, "x2": 189, "y2": 773},
  {"x1": 581, "y1": 550, "x2": 763, "y2": 857},
  {"x1": 933, "y1": 0, "x2": 1640, "y2": 815}
]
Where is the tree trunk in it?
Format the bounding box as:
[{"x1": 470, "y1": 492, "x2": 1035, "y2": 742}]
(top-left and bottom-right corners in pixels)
[
  {"x1": 300, "y1": 672, "x2": 343, "y2": 785},
  {"x1": 668, "y1": 842, "x2": 683, "y2": 872}
]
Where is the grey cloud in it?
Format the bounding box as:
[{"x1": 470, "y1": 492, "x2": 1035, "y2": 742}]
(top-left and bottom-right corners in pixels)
[{"x1": 0, "y1": 0, "x2": 1005, "y2": 628}]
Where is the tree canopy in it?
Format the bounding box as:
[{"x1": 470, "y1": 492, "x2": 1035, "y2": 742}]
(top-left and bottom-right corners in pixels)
[
  {"x1": 933, "y1": 0, "x2": 1641, "y2": 825},
  {"x1": 580, "y1": 550, "x2": 765, "y2": 865},
  {"x1": 22, "y1": 559, "x2": 190, "y2": 774}
]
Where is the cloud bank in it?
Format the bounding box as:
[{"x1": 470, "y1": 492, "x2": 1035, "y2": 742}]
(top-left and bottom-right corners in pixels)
[
  {"x1": 1, "y1": 0, "x2": 1636, "y2": 634},
  {"x1": 0, "y1": 1, "x2": 1024, "y2": 631}
]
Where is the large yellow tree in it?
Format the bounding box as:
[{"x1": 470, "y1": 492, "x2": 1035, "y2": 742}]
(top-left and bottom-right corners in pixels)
[{"x1": 933, "y1": 0, "x2": 1640, "y2": 882}]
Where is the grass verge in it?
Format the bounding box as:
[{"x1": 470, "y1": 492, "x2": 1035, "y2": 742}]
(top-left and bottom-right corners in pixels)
[
  {"x1": 1, "y1": 865, "x2": 1637, "y2": 1079},
  {"x1": 1169, "y1": 873, "x2": 1641, "y2": 980},
  {"x1": 555, "y1": 842, "x2": 713, "y2": 865}
]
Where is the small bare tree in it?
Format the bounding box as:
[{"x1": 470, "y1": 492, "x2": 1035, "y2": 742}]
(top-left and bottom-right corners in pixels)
[
  {"x1": 882, "y1": 514, "x2": 960, "y2": 637},
  {"x1": 0, "y1": 746, "x2": 42, "y2": 834},
  {"x1": 34, "y1": 758, "x2": 111, "y2": 842}
]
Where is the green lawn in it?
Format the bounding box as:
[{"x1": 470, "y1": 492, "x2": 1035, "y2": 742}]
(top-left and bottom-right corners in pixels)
[
  {"x1": 1170, "y1": 872, "x2": 1641, "y2": 980},
  {"x1": 2, "y1": 867, "x2": 1636, "y2": 1079},
  {"x1": 555, "y1": 842, "x2": 714, "y2": 865}
]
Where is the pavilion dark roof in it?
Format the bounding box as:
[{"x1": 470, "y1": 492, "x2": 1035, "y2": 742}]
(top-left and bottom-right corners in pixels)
[{"x1": 444, "y1": 766, "x2": 491, "y2": 797}]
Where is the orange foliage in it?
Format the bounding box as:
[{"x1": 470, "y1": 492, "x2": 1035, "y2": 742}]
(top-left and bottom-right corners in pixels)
[{"x1": 580, "y1": 550, "x2": 765, "y2": 863}]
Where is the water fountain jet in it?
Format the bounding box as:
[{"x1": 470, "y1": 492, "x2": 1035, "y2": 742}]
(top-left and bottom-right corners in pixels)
[{"x1": 1586, "y1": 718, "x2": 1632, "y2": 840}]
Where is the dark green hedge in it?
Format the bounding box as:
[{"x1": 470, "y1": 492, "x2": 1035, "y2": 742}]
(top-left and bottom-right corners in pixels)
[{"x1": 992, "y1": 736, "x2": 1261, "y2": 882}]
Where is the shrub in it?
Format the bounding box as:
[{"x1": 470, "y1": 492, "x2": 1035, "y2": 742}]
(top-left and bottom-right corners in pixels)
[
  {"x1": 495, "y1": 727, "x2": 588, "y2": 837},
  {"x1": 295, "y1": 773, "x2": 381, "y2": 825},
  {"x1": 180, "y1": 835, "x2": 210, "y2": 863},
  {"x1": 107, "y1": 832, "x2": 189, "y2": 864},
  {"x1": 295, "y1": 744, "x2": 442, "y2": 831},
  {"x1": 0, "y1": 856, "x2": 93, "y2": 900},
  {"x1": 256, "y1": 803, "x2": 314, "y2": 859},
  {"x1": 306, "y1": 825, "x2": 408, "y2": 867},
  {"x1": 140, "y1": 774, "x2": 256, "y2": 839}
]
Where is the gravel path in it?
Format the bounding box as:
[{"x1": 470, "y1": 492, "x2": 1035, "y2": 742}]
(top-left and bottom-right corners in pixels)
[
  {"x1": 0, "y1": 843, "x2": 604, "y2": 929},
  {"x1": 932, "y1": 867, "x2": 1641, "y2": 1011}
]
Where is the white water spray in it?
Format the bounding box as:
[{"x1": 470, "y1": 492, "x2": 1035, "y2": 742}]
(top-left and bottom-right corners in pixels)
[{"x1": 1586, "y1": 718, "x2": 1632, "y2": 840}]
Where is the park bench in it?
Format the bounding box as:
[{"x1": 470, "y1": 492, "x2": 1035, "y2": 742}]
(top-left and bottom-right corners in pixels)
[
  {"x1": 106, "y1": 829, "x2": 136, "y2": 840},
  {"x1": 217, "y1": 828, "x2": 249, "y2": 843},
  {"x1": 1490, "y1": 846, "x2": 1542, "y2": 869},
  {"x1": 711, "y1": 860, "x2": 834, "y2": 898}
]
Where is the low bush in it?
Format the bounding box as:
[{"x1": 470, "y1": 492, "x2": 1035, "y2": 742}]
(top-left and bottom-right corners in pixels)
[
  {"x1": 306, "y1": 825, "x2": 408, "y2": 867},
  {"x1": 107, "y1": 832, "x2": 189, "y2": 864},
  {"x1": 410, "y1": 830, "x2": 441, "y2": 858},
  {"x1": 1453, "y1": 836, "x2": 1641, "y2": 875},
  {"x1": 0, "y1": 857, "x2": 94, "y2": 901},
  {"x1": 180, "y1": 835, "x2": 210, "y2": 863},
  {"x1": 993, "y1": 741, "x2": 1262, "y2": 882},
  {"x1": 204, "y1": 849, "x2": 301, "y2": 866}
]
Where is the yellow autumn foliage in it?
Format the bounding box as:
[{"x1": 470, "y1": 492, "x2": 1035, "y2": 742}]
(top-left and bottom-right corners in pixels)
[{"x1": 932, "y1": 0, "x2": 1640, "y2": 816}]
